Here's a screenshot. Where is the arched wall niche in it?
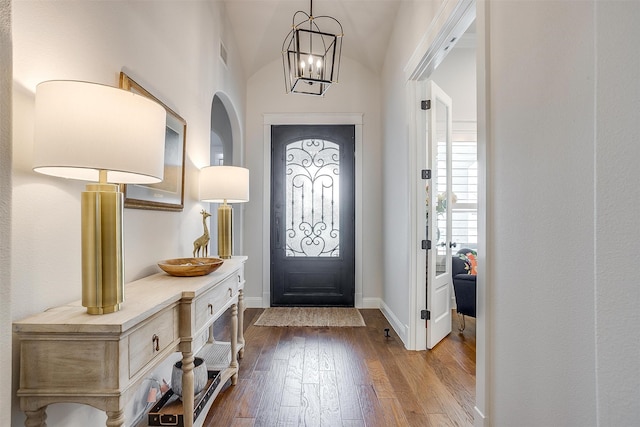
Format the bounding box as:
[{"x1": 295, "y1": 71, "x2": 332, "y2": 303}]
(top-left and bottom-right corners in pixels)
[{"x1": 209, "y1": 91, "x2": 245, "y2": 256}]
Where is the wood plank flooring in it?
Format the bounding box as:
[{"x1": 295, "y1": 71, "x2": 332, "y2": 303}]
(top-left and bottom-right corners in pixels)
[{"x1": 204, "y1": 309, "x2": 476, "y2": 427}]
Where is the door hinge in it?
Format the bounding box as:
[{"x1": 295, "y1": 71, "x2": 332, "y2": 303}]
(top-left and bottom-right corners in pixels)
[
  {"x1": 421, "y1": 310, "x2": 430, "y2": 320},
  {"x1": 421, "y1": 240, "x2": 431, "y2": 250},
  {"x1": 421, "y1": 100, "x2": 431, "y2": 110},
  {"x1": 421, "y1": 169, "x2": 431, "y2": 180}
]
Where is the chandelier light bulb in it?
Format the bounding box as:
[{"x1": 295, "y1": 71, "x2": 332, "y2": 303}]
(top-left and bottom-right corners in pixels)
[{"x1": 316, "y1": 59, "x2": 322, "y2": 69}]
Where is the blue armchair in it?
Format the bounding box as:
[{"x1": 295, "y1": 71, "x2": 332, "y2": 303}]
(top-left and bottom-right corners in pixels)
[{"x1": 452, "y1": 248, "x2": 477, "y2": 331}]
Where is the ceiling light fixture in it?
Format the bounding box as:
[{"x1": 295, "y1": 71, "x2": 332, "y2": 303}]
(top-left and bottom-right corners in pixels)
[{"x1": 282, "y1": 0, "x2": 343, "y2": 96}]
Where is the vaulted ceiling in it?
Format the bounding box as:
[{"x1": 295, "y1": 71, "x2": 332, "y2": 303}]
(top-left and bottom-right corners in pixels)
[{"x1": 222, "y1": 0, "x2": 403, "y2": 78}]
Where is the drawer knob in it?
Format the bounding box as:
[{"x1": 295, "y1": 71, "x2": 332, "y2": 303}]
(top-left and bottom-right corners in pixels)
[
  {"x1": 152, "y1": 334, "x2": 160, "y2": 352},
  {"x1": 228, "y1": 288, "x2": 233, "y2": 297},
  {"x1": 208, "y1": 303, "x2": 213, "y2": 315}
]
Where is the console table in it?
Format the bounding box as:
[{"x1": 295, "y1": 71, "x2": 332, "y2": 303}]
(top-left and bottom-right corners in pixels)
[{"x1": 13, "y1": 256, "x2": 247, "y2": 427}]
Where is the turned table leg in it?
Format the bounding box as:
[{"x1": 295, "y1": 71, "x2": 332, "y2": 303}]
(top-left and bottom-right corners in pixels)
[
  {"x1": 105, "y1": 409, "x2": 125, "y2": 427},
  {"x1": 181, "y1": 351, "x2": 195, "y2": 427},
  {"x1": 24, "y1": 407, "x2": 47, "y2": 427},
  {"x1": 230, "y1": 303, "x2": 239, "y2": 385},
  {"x1": 238, "y1": 288, "x2": 245, "y2": 359}
]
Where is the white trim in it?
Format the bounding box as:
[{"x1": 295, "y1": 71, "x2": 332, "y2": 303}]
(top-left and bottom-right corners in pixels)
[
  {"x1": 262, "y1": 122, "x2": 272, "y2": 308},
  {"x1": 475, "y1": 1, "x2": 489, "y2": 423},
  {"x1": 379, "y1": 300, "x2": 409, "y2": 346},
  {"x1": 474, "y1": 406, "x2": 487, "y2": 427},
  {"x1": 405, "y1": 0, "x2": 476, "y2": 81},
  {"x1": 404, "y1": 0, "x2": 456, "y2": 78},
  {"x1": 244, "y1": 297, "x2": 264, "y2": 308},
  {"x1": 361, "y1": 297, "x2": 381, "y2": 309},
  {"x1": 407, "y1": 78, "x2": 425, "y2": 351},
  {"x1": 262, "y1": 113, "x2": 364, "y2": 308}
]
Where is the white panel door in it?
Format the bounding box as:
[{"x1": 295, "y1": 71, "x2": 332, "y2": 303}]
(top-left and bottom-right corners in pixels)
[{"x1": 427, "y1": 80, "x2": 453, "y2": 349}]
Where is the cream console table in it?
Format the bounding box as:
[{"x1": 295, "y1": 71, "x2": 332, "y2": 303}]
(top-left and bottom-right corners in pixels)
[{"x1": 13, "y1": 256, "x2": 247, "y2": 427}]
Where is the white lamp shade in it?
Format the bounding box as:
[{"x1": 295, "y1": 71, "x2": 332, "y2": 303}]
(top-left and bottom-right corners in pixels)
[
  {"x1": 200, "y1": 166, "x2": 249, "y2": 203},
  {"x1": 33, "y1": 80, "x2": 166, "y2": 184}
]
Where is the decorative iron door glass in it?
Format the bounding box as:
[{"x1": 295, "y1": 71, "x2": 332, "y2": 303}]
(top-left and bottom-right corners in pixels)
[
  {"x1": 285, "y1": 138, "x2": 340, "y2": 257},
  {"x1": 271, "y1": 125, "x2": 355, "y2": 306}
]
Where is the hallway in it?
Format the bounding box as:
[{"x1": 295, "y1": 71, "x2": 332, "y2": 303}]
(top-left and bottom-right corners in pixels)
[{"x1": 206, "y1": 309, "x2": 475, "y2": 426}]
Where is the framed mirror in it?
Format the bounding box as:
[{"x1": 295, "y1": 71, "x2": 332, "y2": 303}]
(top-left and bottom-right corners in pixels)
[{"x1": 119, "y1": 72, "x2": 186, "y2": 211}]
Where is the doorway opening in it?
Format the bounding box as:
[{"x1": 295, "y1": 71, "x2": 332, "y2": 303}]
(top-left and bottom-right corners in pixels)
[
  {"x1": 407, "y1": 0, "x2": 487, "y2": 424},
  {"x1": 410, "y1": 5, "x2": 477, "y2": 351},
  {"x1": 261, "y1": 114, "x2": 364, "y2": 308},
  {"x1": 422, "y1": 27, "x2": 478, "y2": 349},
  {"x1": 270, "y1": 125, "x2": 356, "y2": 306}
]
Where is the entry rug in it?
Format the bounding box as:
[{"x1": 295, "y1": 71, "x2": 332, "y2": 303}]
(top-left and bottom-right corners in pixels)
[{"x1": 253, "y1": 307, "x2": 365, "y2": 327}]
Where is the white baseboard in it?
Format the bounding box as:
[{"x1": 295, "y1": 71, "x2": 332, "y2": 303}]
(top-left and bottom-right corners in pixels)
[
  {"x1": 379, "y1": 300, "x2": 408, "y2": 346},
  {"x1": 474, "y1": 406, "x2": 486, "y2": 427},
  {"x1": 359, "y1": 297, "x2": 381, "y2": 309},
  {"x1": 244, "y1": 297, "x2": 265, "y2": 308}
]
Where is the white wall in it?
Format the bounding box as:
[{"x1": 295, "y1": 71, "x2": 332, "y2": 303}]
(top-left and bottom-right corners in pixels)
[
  {"x1": 482, "y1": 0, "x2": 640, "y2": 425},
  {"x1": 1, "y1": 1, "x2": 12, "y2": 425},
  {"x1": 594, "y1": 1, "x2": 640, "y2": 423},
  {"x1": 244, "y1": 56, "x2": 383, "y2": 308},
  {"x1": 380, "y1": 0, "x2": 441, "y2": 342},
  {"x1": 10, "y1": 1, "x2": 245, "y2": 425},
  {"x1": 485, "y1": 1, "x2": 597, "y2": 424}
]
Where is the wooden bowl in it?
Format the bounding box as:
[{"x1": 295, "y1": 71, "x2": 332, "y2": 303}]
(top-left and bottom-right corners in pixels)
[{"x1": 157, "y1": 257, "x2": 224, "y2": 277}]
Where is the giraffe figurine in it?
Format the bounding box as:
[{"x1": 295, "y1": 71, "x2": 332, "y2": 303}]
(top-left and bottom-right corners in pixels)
[{"x1": 193, "y1": 210, "x2": 212, "y2": 257}]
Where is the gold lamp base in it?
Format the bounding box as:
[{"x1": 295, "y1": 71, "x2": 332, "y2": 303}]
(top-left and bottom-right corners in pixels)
[
  {"x1": 217, "y1": 202, "x2": 233, "y2": 259},
  {"x1": 81, "y1": 183, "x2": 124, "y2": 314}
]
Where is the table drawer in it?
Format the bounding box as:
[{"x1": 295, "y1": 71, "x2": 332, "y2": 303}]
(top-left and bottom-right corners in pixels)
[
  {"x1": 195, "y1": 275, "x2": 237, "y2": 332},
  {"x1": 129, "y1": 307, "x2": 178, "y2": 377}
]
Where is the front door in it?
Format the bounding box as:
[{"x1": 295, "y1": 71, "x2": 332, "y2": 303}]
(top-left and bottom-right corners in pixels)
[{"x1": 271, "y1": 125, "x2": 355, "y2": 306}]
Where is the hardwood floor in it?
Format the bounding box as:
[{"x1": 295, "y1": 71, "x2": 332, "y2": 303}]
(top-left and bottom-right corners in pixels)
[{"x1": 204, "y1": 309, "x2": 476, "y2": 427}]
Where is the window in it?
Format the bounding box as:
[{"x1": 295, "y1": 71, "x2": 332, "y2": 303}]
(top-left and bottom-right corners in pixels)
[{"x1": 436, "y1": 124, "x2": 477, "y2": 250}]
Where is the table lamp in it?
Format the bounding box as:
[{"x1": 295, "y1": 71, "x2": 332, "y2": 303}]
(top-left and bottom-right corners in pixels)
[
  {"x1": 32, "y1": 80, "x2": 166, "y2": 314},
  {"x1": 199, "y1": 166, "x2": 249, "y2": 259}
]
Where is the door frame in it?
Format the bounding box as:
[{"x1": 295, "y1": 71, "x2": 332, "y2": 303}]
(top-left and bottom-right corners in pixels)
[
  {"x1": 408, "y1": 0, "x2": 477, "y2": 350},
  {"x1": 405, "y1": 0, "x2": 488, "y2": 425},
  {"x1": 262, "y1": 113, "x2": 364, "y2": 308}
]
